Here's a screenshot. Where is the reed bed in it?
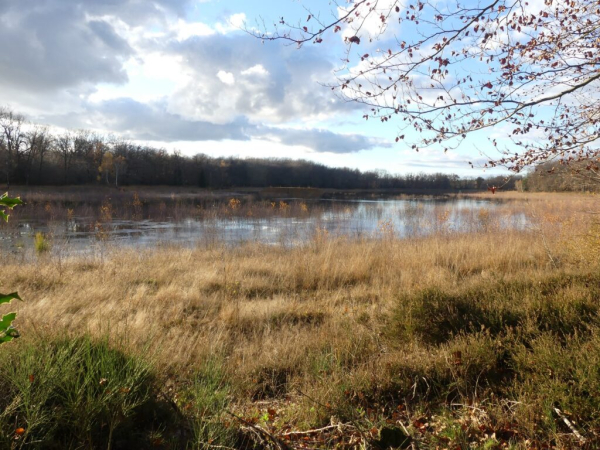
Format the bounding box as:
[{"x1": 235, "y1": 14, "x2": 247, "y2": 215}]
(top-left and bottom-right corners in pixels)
[
  {"x1": 7, "y1": 187, "x2": 345, "y2": 225},
  {"x1": 0, "y1": 191, "x2": 598, "y2": 449}
]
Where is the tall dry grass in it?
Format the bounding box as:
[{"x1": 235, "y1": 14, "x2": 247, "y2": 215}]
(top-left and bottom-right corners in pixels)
[{"x1": 1, "y1": 191, "x2": 599, "y2": 448}]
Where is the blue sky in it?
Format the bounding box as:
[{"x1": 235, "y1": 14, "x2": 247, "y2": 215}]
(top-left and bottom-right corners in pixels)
[{"x1": 0, "y1": 0, "x2": 510, "y2": 176}]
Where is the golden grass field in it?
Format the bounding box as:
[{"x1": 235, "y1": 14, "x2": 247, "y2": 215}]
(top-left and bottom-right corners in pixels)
[{"x1": 1, "y1": 191, "x2": 599, "y2": 449}]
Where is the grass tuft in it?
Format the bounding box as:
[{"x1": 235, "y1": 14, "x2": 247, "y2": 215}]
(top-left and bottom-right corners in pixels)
[{"x1": 34, "y1": 232, "x2": 50, "y2": 254}]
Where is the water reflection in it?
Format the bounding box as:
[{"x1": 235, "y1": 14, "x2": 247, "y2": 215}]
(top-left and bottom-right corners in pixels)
[{"x1": 4, "y1": 198, "x2": 528, "y2": 255}]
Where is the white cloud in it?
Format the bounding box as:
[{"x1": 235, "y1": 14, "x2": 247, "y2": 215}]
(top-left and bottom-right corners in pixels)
[
  {"x1": 229, "y1": 13, "x2": 246, "y2": 29},
  {"x1": 241, "y1": 65, "x2": 269, "y2": 77},
  {"x1": 217, "y1": 70, "x2": 236, "y2": 85},
  {"x1": 165, "y1": 33, "x2": 361, "y2": 125},
  {"x1": 215, "y1": 12, "x2": 247, "y2": 34},
  {"x1": 133, "y1": 138, "x2": 318, "y2": 161},
  {"x1": 173, "y1": 19, "x2": 214, "y2": 41},
  {"x1": 87, "y1": 52, "x2": 191, "y2": 104}
]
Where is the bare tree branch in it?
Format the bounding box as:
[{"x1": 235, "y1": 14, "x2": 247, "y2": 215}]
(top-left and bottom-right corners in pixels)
[{"x1": 251, "y1": 0, "x2": 600, "y2": 173}]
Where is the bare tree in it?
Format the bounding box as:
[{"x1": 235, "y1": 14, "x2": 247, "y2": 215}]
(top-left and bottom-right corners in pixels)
[
  {"x1": 24, "y1": 126, "x2": 51, "y2": 185},
  {"x1": 114, "y1": 155, "x2": 126, "y2": 187},
  {"x1": 0, "y1": 108, "x2": 26, "y2": 188},
  {"x1": 74, "y1": 130, "x2": 103, "y2": 182},
  {"x1": 251, "y1": 0, "x2": 600, "y2": 173},
  {"x1": 55, "y1": 132, "x2": 74, "y2": 185}
]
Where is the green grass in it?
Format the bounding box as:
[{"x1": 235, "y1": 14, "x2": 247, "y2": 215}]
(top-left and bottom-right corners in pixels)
[{"x1": 0, "y1": 336, "x2": 237, "y2": 450}]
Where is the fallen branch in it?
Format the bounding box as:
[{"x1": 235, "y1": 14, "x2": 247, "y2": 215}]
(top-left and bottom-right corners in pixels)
[{"x1": 554, "y1": 406, "x2": 586, "y2": 445}]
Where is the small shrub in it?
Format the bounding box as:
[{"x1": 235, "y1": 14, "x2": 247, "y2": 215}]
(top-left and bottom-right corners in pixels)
[{"x1": 391, "y1": 287, "x2": 522, "y2": 345}]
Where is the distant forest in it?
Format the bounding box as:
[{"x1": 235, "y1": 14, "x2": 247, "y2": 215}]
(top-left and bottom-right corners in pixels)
[
  {"x1": 520, "y1": 161, "x2": 600, "y2": 193},
  {"x1": 0, "y1": 108, "x2": 519, "y2": 191}
]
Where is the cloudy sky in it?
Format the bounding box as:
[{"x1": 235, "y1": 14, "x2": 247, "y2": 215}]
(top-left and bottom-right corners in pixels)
[{"x1": 0, "y1": 0, "x2": 506, "y2": 176}]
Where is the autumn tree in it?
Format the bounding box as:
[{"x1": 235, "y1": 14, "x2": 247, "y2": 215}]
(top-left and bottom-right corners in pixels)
[
  {"x1": 251, "y1": 0, "x2": 600, "y2": 173},
  {"x1": 99, "y1": 151, "x2": 114, "y2": 185}
]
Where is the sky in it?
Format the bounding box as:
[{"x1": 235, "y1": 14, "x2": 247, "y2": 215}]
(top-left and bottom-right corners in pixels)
[{"x1": 0, "y1": 0, "x2": 510, "y2": 177}]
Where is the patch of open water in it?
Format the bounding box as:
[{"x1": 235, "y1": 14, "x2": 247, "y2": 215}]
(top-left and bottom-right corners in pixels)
[{"x1": 2, "y1": 198, "x2": 528, "y2": 256}]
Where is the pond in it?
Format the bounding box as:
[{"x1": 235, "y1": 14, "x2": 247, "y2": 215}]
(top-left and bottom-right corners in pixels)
[{"x1": 2, "y1": 197, "x2": 528, "y2": 256}]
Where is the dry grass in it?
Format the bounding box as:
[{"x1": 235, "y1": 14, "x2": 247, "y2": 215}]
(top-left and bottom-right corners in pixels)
[
  {"x1": 7, "y1": 223, "x2": 547, "y2": 365},
  {"x1": 1, "y1": 191, "x2": 599, "y2": 448}
]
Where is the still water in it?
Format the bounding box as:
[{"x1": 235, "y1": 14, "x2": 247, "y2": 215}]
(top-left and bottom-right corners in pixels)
[{"x1": 3, "y1": 198, "x2": 528, "y2": 255}]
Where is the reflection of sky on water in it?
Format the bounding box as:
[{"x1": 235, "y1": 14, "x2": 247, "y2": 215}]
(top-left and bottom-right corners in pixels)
[{"x1": 3, "y1": 199, "x2": 528, "y2": 256}]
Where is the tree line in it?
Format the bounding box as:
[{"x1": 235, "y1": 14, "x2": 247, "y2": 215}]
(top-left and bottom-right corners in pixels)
[
  {"x1": 520, "y1": 161, "x2": 600, "y2": 193},
  {"x1": 0, "y1": 107, "x2": 517, "y2": 191}
]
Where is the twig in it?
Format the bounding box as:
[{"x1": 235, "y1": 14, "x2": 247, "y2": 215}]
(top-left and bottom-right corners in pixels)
[
  {"x1": 553, "y1": 406, "x2": 586, "y2": 445},
  {"x1": 282, "y1": 423, "x2": 350, "y2": 437},
  {"x1": 450, "y1": 403, "x2": 487, "y2": 414},
  {"x1": 393, "y1": 415, "x2": 419, "y2": 450},
  {"x1": 539, "y1": 227, "x2": 558, "y2": 269},
  {"x1": 526, "y1": 207, "x2": 558, "y2": 269}
]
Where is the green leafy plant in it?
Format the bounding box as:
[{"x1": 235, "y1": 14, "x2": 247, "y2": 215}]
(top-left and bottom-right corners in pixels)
[
  {"x1": 0, "y1": 193, "x2": 23, "y2": 344},
  {"x1": 0, "y1": 293, "x2": 22, "y2": 343},
  {"x1": 0, "y1": 192, "x2": 22, "y2": 222}
]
